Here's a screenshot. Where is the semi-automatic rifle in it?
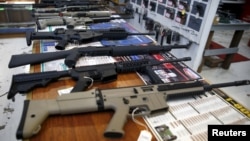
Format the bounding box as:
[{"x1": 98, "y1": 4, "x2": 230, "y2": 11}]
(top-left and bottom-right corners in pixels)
[
  {"x1": 16, "y1": 80, "x2": 250, "y2": 139},
  {"x1": 39, "y1": 0, "x2": 100, "y2": 3},
  {"x1": 32, "y1": 0, "x2": 102, "y2": 8},
  {"x1": 33, "y1": 10, "x2": 128, "y2": 18},
  {"x1": 33, "y1": 5, "x2": 106, "y2": 13},
  {"x1": 36, "y1": 16, "x2": 133, "y2": 29},
  {"x1": 25, "y1": 27, "x2": 153, "y2": 50},
  {"x1": 8, "y1": 57, "x2": 191, "y2": 100},
  {"x1": 8, "y1": 42, "x2": 192, "y2": 68}
]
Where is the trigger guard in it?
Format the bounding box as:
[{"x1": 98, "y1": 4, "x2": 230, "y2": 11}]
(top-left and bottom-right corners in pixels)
[{"x1": 129, "y1": 106, "x2": 149, "y2": 116}]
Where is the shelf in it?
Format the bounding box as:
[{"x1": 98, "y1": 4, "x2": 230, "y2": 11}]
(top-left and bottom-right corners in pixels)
[{"x1": 220, "y1": 0, "x2": 245, "y2": 4}]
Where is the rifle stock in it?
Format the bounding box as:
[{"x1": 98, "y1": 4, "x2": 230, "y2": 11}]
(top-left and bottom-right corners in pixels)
[{"x1": 16, "y1": 80, "x2": 250, "y2": 139}]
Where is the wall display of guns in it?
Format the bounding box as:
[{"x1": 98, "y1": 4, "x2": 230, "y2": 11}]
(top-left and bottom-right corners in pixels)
[
  {"x1": 33, "y1": 5, "x2": 107, "y2": 13},
  {"x1": 36, "y1": 16, "x2": 133, "y2": 29},
  {"x1": 8, "y1": 42, "x2": 192, "y2": 68},
  {"x1": 16, "y1": 79, "x2": 250, "y2": 139},
  {"x1": 7, "y1": 57, "x2": 191, "y2": 100},
  {"x1": 25, "y1": 27, "x2": 154, "y2": 50}
]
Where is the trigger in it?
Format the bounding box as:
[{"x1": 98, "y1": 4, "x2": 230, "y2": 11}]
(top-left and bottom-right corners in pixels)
[
  {"x1": 32, "y1": 125, "x2": 41, "y2": 135},
  {"x1": 83, "y1": 77, "x2": 94, "y2": 88},
  {"x1": 129, "y1": 106, "x2": 149, "y2": 115}
]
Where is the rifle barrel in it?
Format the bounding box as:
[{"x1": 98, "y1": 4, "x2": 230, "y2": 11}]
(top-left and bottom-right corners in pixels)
[
  {"x1": 128, "y1": 32, "x2": 155, "y2": 36},
  {"x1": 204, "y1": 80, "x2": 250, "y2": 91}
]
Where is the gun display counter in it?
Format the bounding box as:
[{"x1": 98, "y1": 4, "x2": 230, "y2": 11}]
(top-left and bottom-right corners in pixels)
[
  {"x1": 13, "y1": 32, "x2": 249, "y2": 141},
  {"x1": 3, "y1": 1, "x2": 250, "y2": 141}
]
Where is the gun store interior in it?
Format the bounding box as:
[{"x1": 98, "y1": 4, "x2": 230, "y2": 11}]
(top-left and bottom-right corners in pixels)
[{"x1": 0, "y1": 0, "x2": 250, "y2": 141}]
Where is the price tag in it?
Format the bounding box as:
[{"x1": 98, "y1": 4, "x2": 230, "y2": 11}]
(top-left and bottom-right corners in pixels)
[{"x1": 137, "y1": 130, "x2": 152, "y2": 141}]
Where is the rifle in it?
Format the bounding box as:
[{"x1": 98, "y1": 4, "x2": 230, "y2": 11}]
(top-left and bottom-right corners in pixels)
[
  {"x1": 25, "y1": 27, "x2": 153, "y2": 50},
  {"x1": 8, "y1": 57, "x2": 191, "y2": 100},
  {"x1": 8, "y1": 42, "x2": 192, "y2": 68},
  {"x1": 32, "y1": 11, "x2": 128, "y2": 18},
  {"x1": 33, "y1": 5, "x2": 106, "y2": 13},
  {"x1": 32, "y1": 0, "x2": 102, "y2": 8},
  {"x1": 36, "y1": 16, "x2": 133, "y2": 29},
  {"x1": 16, "y1": 80, "x2": 250, "y2": 139}
]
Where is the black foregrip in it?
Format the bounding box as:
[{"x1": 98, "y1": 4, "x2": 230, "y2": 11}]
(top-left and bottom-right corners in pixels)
[
  {"x1": 70, "y1": 78, "x2": 93, "y2": 92},
  {"x1": 26, "y1": 31, "x2": 32, "y2": 46}
]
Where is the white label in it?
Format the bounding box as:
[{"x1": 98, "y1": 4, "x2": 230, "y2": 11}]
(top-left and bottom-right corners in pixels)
[{"x1": 137, "y1": 130, "x2": 152, "y2": 141}]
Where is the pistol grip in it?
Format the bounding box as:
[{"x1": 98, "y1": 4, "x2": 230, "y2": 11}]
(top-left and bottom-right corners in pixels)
[
  {"x1": 104, "y1": 107, "x2": 129, "y2": 138},
  {"x1": 71, "y1": 78, "x2": 92, "y2": 92},
  {"x1": 26, "y1": 31, "x2": 32, "y2": 46},
  {"x1": 55, "y1": 40, "x2": 68, "y2": 50},
  {"x1": 65, "y1": 49, "x2": 81, "y2": 68}
]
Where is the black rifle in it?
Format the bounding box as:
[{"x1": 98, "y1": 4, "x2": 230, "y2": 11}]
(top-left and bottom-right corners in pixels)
[
  {"x1": 32, "y1": 0, "x2": 102, "y2": 8},
  {"x1": 33, "y1": 5, "x2": 106, "y2": 13},
  {"x1": 32, "y1": 11, "x2": 129, "y2": 18},
  {"x1": 36, "y1": 16, "x2": 133, "y2": 29},
  {"x1": 40, "y1": 0, "x2": 101, "y2": 4},
  {"x1": 8, "y1": 42, "x2": 192, "y2": 68},
  {"x1": 8, "y1": 57, "x2": 191, "y2": 100},
  {"x1": 25, "y1": 27, "x2": 153, "y2": 50}
]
